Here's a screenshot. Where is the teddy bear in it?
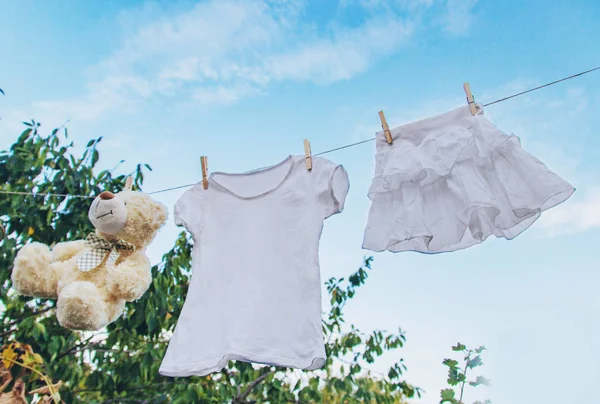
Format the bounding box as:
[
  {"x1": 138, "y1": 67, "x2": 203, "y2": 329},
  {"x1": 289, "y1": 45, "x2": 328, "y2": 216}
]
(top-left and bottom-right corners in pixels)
[{"x1": 11, "y1": 188, "x2": 168, "y2": 331}]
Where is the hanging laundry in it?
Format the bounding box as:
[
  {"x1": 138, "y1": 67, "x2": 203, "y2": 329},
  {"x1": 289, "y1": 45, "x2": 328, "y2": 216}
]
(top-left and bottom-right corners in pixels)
[
  {"x1": 362, "y1": 104, "x2": 575, "y2": 254},
  {"x1": 159, "y1": 155, "x2": 349, "y2": 377}
]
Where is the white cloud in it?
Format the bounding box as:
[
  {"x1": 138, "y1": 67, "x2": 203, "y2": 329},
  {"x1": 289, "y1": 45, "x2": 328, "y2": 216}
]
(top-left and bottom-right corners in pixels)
[
  {"x1": 2, "y1": 0, "x2": 486, "y2": 131},
  {"x1": 36, "y1": 75, "x2": 152, "y2": 120},
  {"x1": 441, "y1": 0, "x2": 479, "y2": 35},
  {"x1": 339, "y1": 0, "x2": 479, "y2": 35},
  {"x1": 192, "y1": 83, "x2": 261, "y2": 105},
  {"x1": 339, "y1": 0, "x2": 434, "y2": 11},
  {"x1": 538, "y1": 187, "x2": 600, "y2": 235},
  {"x1": 6, "y1": 0, "x2": 420, "y2": 125},
  {"x1": 158, "y1": 57, "x2": 203, "y2": 82},
  {"x1": 264, "y1": 17, "x2": 413, "y2": 83},
  {"x1": 110, "y1": 0, "x2": 414, "y2": 86}
]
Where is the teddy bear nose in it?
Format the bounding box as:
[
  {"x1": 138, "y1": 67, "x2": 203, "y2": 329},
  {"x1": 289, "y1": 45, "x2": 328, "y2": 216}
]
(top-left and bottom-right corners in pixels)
[{"x1": 99, "y1": 191, "x2": 115, "y2": 200}]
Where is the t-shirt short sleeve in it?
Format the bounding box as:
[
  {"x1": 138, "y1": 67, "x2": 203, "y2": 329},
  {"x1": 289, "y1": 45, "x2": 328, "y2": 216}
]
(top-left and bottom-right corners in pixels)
[
  {"x1": 314, "y1": 157, "x2": 350, "y2": 219},
  {"x1": 173, "y1": 185, "x2": 205, "y2": 233}
]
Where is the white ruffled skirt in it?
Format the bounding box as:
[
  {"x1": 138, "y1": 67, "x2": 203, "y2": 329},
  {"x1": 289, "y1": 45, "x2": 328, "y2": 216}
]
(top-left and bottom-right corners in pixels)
[{"x1": 362, "y1": 104, "x2": 575, "y2": 254}]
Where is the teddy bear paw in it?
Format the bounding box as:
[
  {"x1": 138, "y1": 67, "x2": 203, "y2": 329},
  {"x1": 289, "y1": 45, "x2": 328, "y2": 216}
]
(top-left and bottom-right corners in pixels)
[
  {"x1": 50, "y1": 240, "x2": 86, "y2": 262},
  {"x1": 109, "y1": 271, "x2": 151, "y2": 302},
  {"x1": 57, "y1": 281, "x2": 110, "y2": 331},
  {"x1": 11, "y1": 242, "x2": 58, "y2": 298}
]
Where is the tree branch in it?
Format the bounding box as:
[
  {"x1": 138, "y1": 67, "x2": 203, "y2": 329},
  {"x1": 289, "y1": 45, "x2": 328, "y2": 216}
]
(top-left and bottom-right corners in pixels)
[
  {"x1": 458, "y1": 350, "x2": 470, "y2": 403},
  {"x1": 0, "y1": 307, "x2": 55, "y2": 338},
  {"x1": 55, "y1": 337, "x2": 101, "y2": 361},
  {"x1": 2, "y1": 306, "x2": 54, "y2": 329},
  {"x1": 235, "y1": 371, "x2": 271, "y2": 403},
  {"x1": 221, "y1": 367, "x2": 233, "y2": 387},
  {"x1": 0, "y1": 328, "x2": 16, "y2": 339}
]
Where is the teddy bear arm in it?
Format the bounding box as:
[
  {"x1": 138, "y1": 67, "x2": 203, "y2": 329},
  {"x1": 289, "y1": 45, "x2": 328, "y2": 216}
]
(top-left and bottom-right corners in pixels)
[
  {"x1": 51, "y1": 240, "x2": 86, "y2": 262},
  {"x1": 109, "y1": 253, "x2": 152, "y2": 302}
]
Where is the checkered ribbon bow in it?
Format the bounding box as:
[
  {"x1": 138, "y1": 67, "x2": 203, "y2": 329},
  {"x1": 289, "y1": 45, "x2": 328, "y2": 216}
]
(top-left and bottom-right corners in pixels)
[{"x1": 76, "y1": 233, "x2": 136, "y2": 272}]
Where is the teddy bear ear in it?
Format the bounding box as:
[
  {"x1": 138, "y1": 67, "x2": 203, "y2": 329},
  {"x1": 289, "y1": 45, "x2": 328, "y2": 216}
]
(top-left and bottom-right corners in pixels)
[{"x1": 152, "y1": 201, "x2": 168, "y2": 229}]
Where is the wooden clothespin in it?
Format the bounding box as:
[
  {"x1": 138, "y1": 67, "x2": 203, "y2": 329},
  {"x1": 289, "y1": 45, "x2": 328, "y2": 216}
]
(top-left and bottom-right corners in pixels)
[
  {"x1": 378, "y1": 110, "x2": 393, "y2": 144},
  {"x1": 463, "y1": 82, "x2": 478, "y2": 116},
  {"x1": 303, "y1": 139, "x2": 312, "y2": 171},
  {"x1": 124, "y1": 176, "x2": 133, "y2": 190},
  {"x1": 200, "y1": 156, "x2": 209, "y2": 189}
]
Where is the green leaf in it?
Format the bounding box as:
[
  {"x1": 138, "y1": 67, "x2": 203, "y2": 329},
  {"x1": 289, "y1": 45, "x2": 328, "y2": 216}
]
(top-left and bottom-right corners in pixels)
[
  {"x1": 440, "y1": 388, "x2": 457, "y2": 403},
  {"x1": 34, "y1": 321, "x2": 47, "y2": 337},
  {"x1": 17, "y1": 128, "x2": 33, "y2": 143},
  {"x1": 91, "y1": 149, "x2": 99, "y2": 166},
  {"x1": 447, "y1": 367, "x2": 463, "y2": 386},
  {"x1": 469, "y1": 376, "x2": 492, "y2": 387},
  {"x1": 443, "y1": 359, "x2": 459, "y2": 369},
  {"x1": 452, "y1": 343, "x2": 467, "y2": 352},
  {"x1": 467, "y1": 355, "x2": 483, "y2": 369}
]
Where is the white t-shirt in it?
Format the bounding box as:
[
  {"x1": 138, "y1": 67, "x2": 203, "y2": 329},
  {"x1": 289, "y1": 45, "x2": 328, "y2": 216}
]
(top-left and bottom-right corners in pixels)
[{"x1": 159, "y1": 155, "x2": 349, "y2": 377}]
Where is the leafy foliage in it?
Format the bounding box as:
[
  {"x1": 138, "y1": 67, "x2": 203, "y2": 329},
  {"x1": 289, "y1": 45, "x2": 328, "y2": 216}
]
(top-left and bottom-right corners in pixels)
[
  {"x1": 0, "y1": 340, "x2": 63, "y2": 403},
  {"x1": 1, "y1": 123, "x2": 419, "y2": 403},
  {"x1": 440, "y1": 343, "x2": 491, "y2": 404}
]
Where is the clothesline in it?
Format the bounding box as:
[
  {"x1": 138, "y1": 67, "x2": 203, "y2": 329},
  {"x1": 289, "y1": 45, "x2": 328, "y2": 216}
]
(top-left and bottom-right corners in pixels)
[{"x1": 1, "y1": 65, "x2": 599, "y2": 200}]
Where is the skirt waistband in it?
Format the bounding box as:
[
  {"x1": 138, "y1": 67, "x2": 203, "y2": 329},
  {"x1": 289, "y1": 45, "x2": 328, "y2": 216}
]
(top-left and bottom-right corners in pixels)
[{"x1": 376, "y1": 104, "x2": 483, "y2": 149}]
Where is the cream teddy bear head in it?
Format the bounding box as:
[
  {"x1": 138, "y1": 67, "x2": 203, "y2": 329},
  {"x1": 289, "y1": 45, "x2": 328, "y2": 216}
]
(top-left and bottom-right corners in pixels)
[{"x1": 88, "y1": 190, "x2": 168, "y2": 248}]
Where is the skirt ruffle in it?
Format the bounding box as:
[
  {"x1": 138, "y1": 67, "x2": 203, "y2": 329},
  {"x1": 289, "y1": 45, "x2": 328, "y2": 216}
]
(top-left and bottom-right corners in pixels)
[{"x1": 363, "y1": 105, "x2": 575, "y2": 253}]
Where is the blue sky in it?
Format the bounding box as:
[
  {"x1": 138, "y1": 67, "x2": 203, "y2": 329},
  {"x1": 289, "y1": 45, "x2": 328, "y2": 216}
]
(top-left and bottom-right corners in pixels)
[{"x1": 1, "y1": 0, "x2": 599, "y2": 402}]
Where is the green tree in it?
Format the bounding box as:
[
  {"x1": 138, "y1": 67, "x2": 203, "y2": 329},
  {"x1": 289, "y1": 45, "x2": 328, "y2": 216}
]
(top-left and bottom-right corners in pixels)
[
  {"x1": 440, "y1": 343, "x2": 491, "y2": 404},
  {"x1": 1, "y1": 122, "x2": 421, "y2": 403}
]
